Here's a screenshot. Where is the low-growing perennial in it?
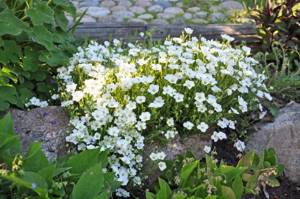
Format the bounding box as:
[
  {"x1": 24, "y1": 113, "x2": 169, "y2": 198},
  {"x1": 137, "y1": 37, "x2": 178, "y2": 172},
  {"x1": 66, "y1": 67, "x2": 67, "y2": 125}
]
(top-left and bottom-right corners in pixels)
[{"x1": 57, "y1": 29, "x2": 271, "y2": 194}]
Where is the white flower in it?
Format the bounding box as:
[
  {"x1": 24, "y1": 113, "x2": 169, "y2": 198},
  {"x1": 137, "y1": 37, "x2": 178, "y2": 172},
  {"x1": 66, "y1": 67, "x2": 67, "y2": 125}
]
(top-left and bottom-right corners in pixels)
[
  {"x1": 158, "y1": 161, "x2": 167, "y2": 171},
  {"x1": 139, "y1": 32, "x2": 145, "y2": 38},
  {"x1": 211, "y1": 131, "x2": 227, "y2": 142},
  {"x1": 150, "y1": 152, "x2": 166, "y2": 161},
  {"x1": 166, "y1": 118, "x2": 174, "y2": 127},
  {"x1": 221, "y1": 34, "x2": 234, "y2": 42},
  {"x1": 203, "y1": 145, "x2": 211, "y2": 153},
  {"x1": 184, "y1": 27, "x2": 193, "y2": 34},
  {"x1": 149, "y1": 96, "x2": 164, "y2": 108},
  {"x1": 148, "y1": 84, "x2": 159, "y2": 95},
  {"x1": 116, "y1": 188, "x2": 130, "y2": 198},
  {"x1": 183, "y1": 121, "x2": 194, "y2": 130},
  {"x1": 234, "y1": 140, "x2": 246, "y2": 152},
  {"x1": 139, "y1": 112, "x2": 151, "y2": 122},
  {"x1": 197, "y1": 122, "x2": 209, "y2": 133},
  {"x1": 136, "y1": 96, "x2": 146, "y2": 104},
  {"x1": 183, "y1": 80, "x2": 195, "y2": 89}
]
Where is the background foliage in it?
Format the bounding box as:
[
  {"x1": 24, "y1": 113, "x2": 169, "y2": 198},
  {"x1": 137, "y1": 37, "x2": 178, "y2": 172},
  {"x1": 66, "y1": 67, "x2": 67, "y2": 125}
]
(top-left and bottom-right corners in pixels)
[{"x1": 0, "y1": 0, "x2": 80, "y2": 111}]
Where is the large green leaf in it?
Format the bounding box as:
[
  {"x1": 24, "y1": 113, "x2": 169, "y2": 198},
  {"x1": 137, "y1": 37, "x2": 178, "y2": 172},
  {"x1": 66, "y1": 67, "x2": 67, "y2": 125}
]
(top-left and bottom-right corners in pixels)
[
  {"x1": 180, "y1": 161, "x2": 199, "y2": 187},
  {"x1": 0, "y1": 112, "x2": 14, "y2": 134},
  {"x1": 221, "y1": 186, "x2": 236, "y2": 199},
  {"x1": 0, "y1": 86, "x2": 18, "y2": 109},
  {"x1": 232, "y1": 176, "x2": 243, "y2": 199},
  {"x1": 26, "y1": 2, "x2": 55, "y2": 25},
  {"x1": 156, "y1": 178, "x2": 172, "y2": 199},
  {"x1": 0, "y1": 40, "x2": 21, "y2": 64},
  {"x1": 0, "y1": 9, "x2": 28, "y2": 36},
  {"x1": 23, "y1": 142, "x2": 49, "y2": 172},
  {"x1": 31, "y1": 26, "x2": 55, "y2": 50},
  {"x1": 71, "y1": 163, "x2": 105, "y2": 199},
  {"x1": 23, "y1": 47, "x2": 39, "y2": 72},
  {"x1": 66, "y1": 149, "x2": 107, "y2": 176}
]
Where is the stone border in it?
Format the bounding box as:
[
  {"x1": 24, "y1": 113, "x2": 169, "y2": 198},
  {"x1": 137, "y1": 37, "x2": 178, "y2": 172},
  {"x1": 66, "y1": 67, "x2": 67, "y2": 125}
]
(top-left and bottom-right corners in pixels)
[{"x1": 74, "y1": 23, "x2": 259, "y2": 44}]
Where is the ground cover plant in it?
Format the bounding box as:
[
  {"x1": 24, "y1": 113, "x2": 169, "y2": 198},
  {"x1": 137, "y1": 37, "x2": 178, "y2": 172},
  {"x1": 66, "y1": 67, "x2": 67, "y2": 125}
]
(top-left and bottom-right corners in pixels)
[
  {"x1": 0, "y1": 113, "x2": 120, "y2": 198},
  {"x1": 147, "y1": 149, "x2": 283, "y2": 199},
  {"x1": 0, "y1": 0, "x2": 80, "y2": 111},
  {"x1": 54, "y1": 29, "x2": 273, "y2": 196}
]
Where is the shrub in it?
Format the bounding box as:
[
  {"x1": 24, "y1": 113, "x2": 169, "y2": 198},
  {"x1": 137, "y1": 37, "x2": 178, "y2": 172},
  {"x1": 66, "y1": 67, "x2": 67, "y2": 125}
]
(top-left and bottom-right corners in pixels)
[
  {"x1": 147, "y1": 149, "x2": 283, "y2": 199},
  {"x1": 251, "y1": 0, "x2": 300, "y2": 50},
  {"x1": 0, "y1": 113, "x2": 119, "y2": 198},
  {"x1": 0, "y1": 0, "x2": 80, "y2": 111},
  {"x1": 57, "y1": 29, "x2": 271, "y2": 192}
]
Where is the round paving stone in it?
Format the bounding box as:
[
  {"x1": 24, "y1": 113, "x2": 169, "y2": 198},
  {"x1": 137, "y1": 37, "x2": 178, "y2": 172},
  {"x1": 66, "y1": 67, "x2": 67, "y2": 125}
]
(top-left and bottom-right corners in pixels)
[
  {"x1": 111, "y1": 5, "x2": 127, "y2": 12},
  {"x1": 210, "y1": 12, "x2": 226, "y2": 22},
  {"x1": 138, "y1": 13, "x2": 154, "y2": 20},
  {"x1": 187, "y1": 7, "x2": 201, "y2": 13},
  {"x1": 148, "y1": 5, "x2": 164, "y2": 13},
  {"x1": 151, "y1": 18, "x2": 169, "y2": 25},
  {"x1": 153, "y1": 0, "x2": 172, "y2": 8},
  {"x1": 112, "y1": 10, "x2": 134, "y2": 20},
  {"x1": 81, "y1": 16, "x2": 97, "y2": 23},
  {"x1": 100, "y1": 0, "x2": 116, "y2": 8},
  {"x1": 220, "y1": 1, "x2": 243, "y2": 11},
  {"x1": 183, "y1": 12, "x2": 192, "y2": 20},
  {"x1": 130, "y1": 6, "x2": 146, "y2": 14},
  {"x1": 157, "y1": 12, "x2": 175, "y2": 20},
  {"x1": 86, "y1": 7, "x2": 110, "y2": 18},
  {"x1": 135, "y1": 0, "x2": 152, "y2": 7},
  {"x1": 164, "y1": 7, "x2": 184, "y2": 15},
  {"x1": 195, "y1": 11, "x2": 208, "y2": 18}
]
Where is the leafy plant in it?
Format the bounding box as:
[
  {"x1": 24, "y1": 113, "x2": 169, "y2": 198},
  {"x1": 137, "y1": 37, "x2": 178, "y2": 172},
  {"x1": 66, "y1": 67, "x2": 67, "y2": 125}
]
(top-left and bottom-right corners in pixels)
[
  {"x1": 255, "y1": 42, "x2": 300, "y2": 103},
  {"x1": 0, "y1": 0, "x2": 81, "y2": 111},
  {"x1": 146, "y1": 149, "x2": 283, "y2": 199},
  {"x1": 0, "y1": 113, "x2": 119, "y2": 198},
  {"x1": 251, "y1": 0, "x2": 300, "y2": 50}
]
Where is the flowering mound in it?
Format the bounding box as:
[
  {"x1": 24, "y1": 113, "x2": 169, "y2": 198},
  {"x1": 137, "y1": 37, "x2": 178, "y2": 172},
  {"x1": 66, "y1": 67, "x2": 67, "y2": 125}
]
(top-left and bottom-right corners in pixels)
[{"x1": 57, "y1": 30, "x2": 271, "y2": 190}]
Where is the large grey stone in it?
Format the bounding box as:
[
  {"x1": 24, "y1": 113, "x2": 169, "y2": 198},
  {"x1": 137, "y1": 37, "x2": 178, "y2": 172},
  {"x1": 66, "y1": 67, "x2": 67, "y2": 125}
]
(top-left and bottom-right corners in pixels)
[
  {"x1": 11, "y1": 106, "x2": 70, "y2": 160},
  {"x1": 86, "y1": 7, "x2": 110, "y2": 18},
  {"x1": 220, "y1": 1, "x2": 243, "y2": 11},
  {"x1": 247, "y1": 102, "x2": 300, "y2": 184}
]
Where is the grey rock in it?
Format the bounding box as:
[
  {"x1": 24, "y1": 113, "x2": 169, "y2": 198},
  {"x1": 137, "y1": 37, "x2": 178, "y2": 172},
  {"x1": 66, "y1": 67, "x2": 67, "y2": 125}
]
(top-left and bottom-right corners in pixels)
[
  {"x1": 143, "y1": 134, "x2": 211, "y2": 186},
  {"x1": 183, "y1": 12, "x2": 192, "y2": 20},
  {"x1": 164, "y1": 7, "x2": 184, "y2": 15},
  {"x1": 118, "y1": 0, "x2": 132, "y2": 7},
  {"x1": 195, "y1": 11, "x2": 208, "y2": 18},
  {"x1": 130, "y1": 6, "x2": 146, "y2": 14},
  {"x1": 151, "y1": 18, "x2": 169, "y2": 25},
  {"x1": 11, "y1": 106, "x2": 70, "y2": 160},
  {"x1": 187, "y1": 7, "x2": 201, "y2": 13},
  {"x1": 111, "y1": 5, "x2": 127, "y2": 12},
  {"x1": 247, "y1": 102, "x2": 300, "y2": 183},
  {"x1": 135, "y1": 0, "x2": 152, "y2": 7},
  {"x1": 210, "y1": 12, "x2": 226, "y2": 22},
  {"x1": 220, "y1": 1, "x2": 243, "y2": 11},
  {"x1": 148, "y1": 5, "x2": 164, "y2": 13},
  {"x1": 154, "y1": 0, "x2": 171, "y2": 8},
  {"x1": 100, "y1": 0, "x2": 116, "y2": 8},
  {"x1": 79, "y1": 0, "x2": 100, "y2": 7},
  {"x1": 137, "y1": 13, "x2": 154, "y2": 20},
  {"x1": 80, "y1": 15, "x2": 97, "y2": 23},
  {"x1": 112, "y1": 10, "x2": 134, "y2": 20},
  {"x1": 86, "y1": 7, "x2": 110, "y2": 18}
]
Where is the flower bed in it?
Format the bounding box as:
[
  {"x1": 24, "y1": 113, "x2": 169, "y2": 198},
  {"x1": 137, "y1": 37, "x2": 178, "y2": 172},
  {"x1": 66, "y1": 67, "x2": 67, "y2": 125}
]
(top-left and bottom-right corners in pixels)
[{"x1": 57, "y1": 29, "x2": 271, "y2": 194}]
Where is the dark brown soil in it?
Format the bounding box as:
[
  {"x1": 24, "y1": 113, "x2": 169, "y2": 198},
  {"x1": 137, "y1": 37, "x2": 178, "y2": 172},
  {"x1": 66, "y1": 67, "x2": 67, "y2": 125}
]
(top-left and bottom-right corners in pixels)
[{"x1": 214, "y1": 139, "x2": 300, "y2": 199}]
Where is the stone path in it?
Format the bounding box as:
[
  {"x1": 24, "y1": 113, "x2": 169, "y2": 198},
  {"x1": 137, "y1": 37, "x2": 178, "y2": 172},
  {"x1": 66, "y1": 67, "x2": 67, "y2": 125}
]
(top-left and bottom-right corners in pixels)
[{"x1": 71, "y1": 0, "x2": 244, "y2": 24}]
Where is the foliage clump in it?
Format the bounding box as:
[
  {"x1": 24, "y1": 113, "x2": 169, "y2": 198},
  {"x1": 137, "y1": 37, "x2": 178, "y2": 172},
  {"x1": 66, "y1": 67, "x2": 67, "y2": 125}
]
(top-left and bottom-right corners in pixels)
[{"x1": 0, "y1": 0, "x2": 80, "y2": 111}]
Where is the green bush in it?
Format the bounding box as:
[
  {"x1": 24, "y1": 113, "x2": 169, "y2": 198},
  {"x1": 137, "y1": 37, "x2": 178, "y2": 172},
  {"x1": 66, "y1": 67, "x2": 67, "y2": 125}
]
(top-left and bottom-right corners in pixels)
[
  {"x1": 0, "y1": 113, "x2": 120, "y2": 198},
  {"x1": 147, "y1": 150, "x2": 283, "y2": 199},
  {"x1": 0, "y1": 0, "x2": 80, "y2": 111}
]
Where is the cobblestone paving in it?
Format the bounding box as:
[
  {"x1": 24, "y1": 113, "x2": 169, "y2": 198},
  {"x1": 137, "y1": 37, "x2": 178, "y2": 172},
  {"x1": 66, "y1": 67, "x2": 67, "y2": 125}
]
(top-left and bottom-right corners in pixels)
[{"x1": 70, "y1": 0, "x2": 244, "y2": 24}]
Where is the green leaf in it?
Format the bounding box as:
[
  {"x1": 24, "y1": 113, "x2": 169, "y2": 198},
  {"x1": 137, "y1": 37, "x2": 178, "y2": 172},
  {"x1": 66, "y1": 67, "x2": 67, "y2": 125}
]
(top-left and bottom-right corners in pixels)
[
  {"x1": 232, "y1": 176, "x2": 244, "y2": 199},
  {"x1": 0, "y1": 134, "x2": 21, "y2": 166},
  {"x1": 31, "y1": 26, "x2": 55, "y2": 51},
  {"x1": 38, "y1": 165, "x2": 55, "y2": 187},
  {"x1": 146, "y1": 192, "x2": 156, "y2": 199},
  {"x1": 221, "y1": 186, "x2": 236, "y2": 199},
  {"x1": 266, "y1": 176, "x2": 280, "y2": 187},
  {"x1": 66, "y1": 149, "x2": 105, "y2": 175},
  {"x1": 180, "y1": 161, "x2": 199, "y2": 187},
  {"x1": 0, "y1": 112, "x2": 14, "y2": 134},
  {"x1": 0, "y1": 40, "x2": 21, "y2": 64},
  {"x1": 23, "y1": 142, "x2": 49, "y2": 172},
  {"x1": 26, "y1": 2, "x2": 55, "y2": 25},
  {"x1": 23, "y1": 47, "x2": 40, "y2": 72},
  {"x1": 0, "y1": 9, "x2": 28, "y2": 36},
  {"x1": 0, "y1": 86, "x2": 18, "y2": 108},
  {"x1": 156, "y1": 178, "x2": 172, "y2": 199},
  {"x1": 72, "y1": 163, "x2": 105, "y2": 199},
  {"x1": 55, "y1": 10, "x2": 68, "y2": 31}
]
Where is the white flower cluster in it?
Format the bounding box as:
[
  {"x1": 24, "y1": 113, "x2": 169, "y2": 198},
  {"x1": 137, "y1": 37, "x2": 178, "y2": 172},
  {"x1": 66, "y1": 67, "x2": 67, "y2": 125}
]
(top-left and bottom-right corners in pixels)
[
  {"x1": 57, "y1": 30, "x2": 271, "y2": 191},
  {"x1": 25, "y1": 97, "x2": 48, "y2": 108}
]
